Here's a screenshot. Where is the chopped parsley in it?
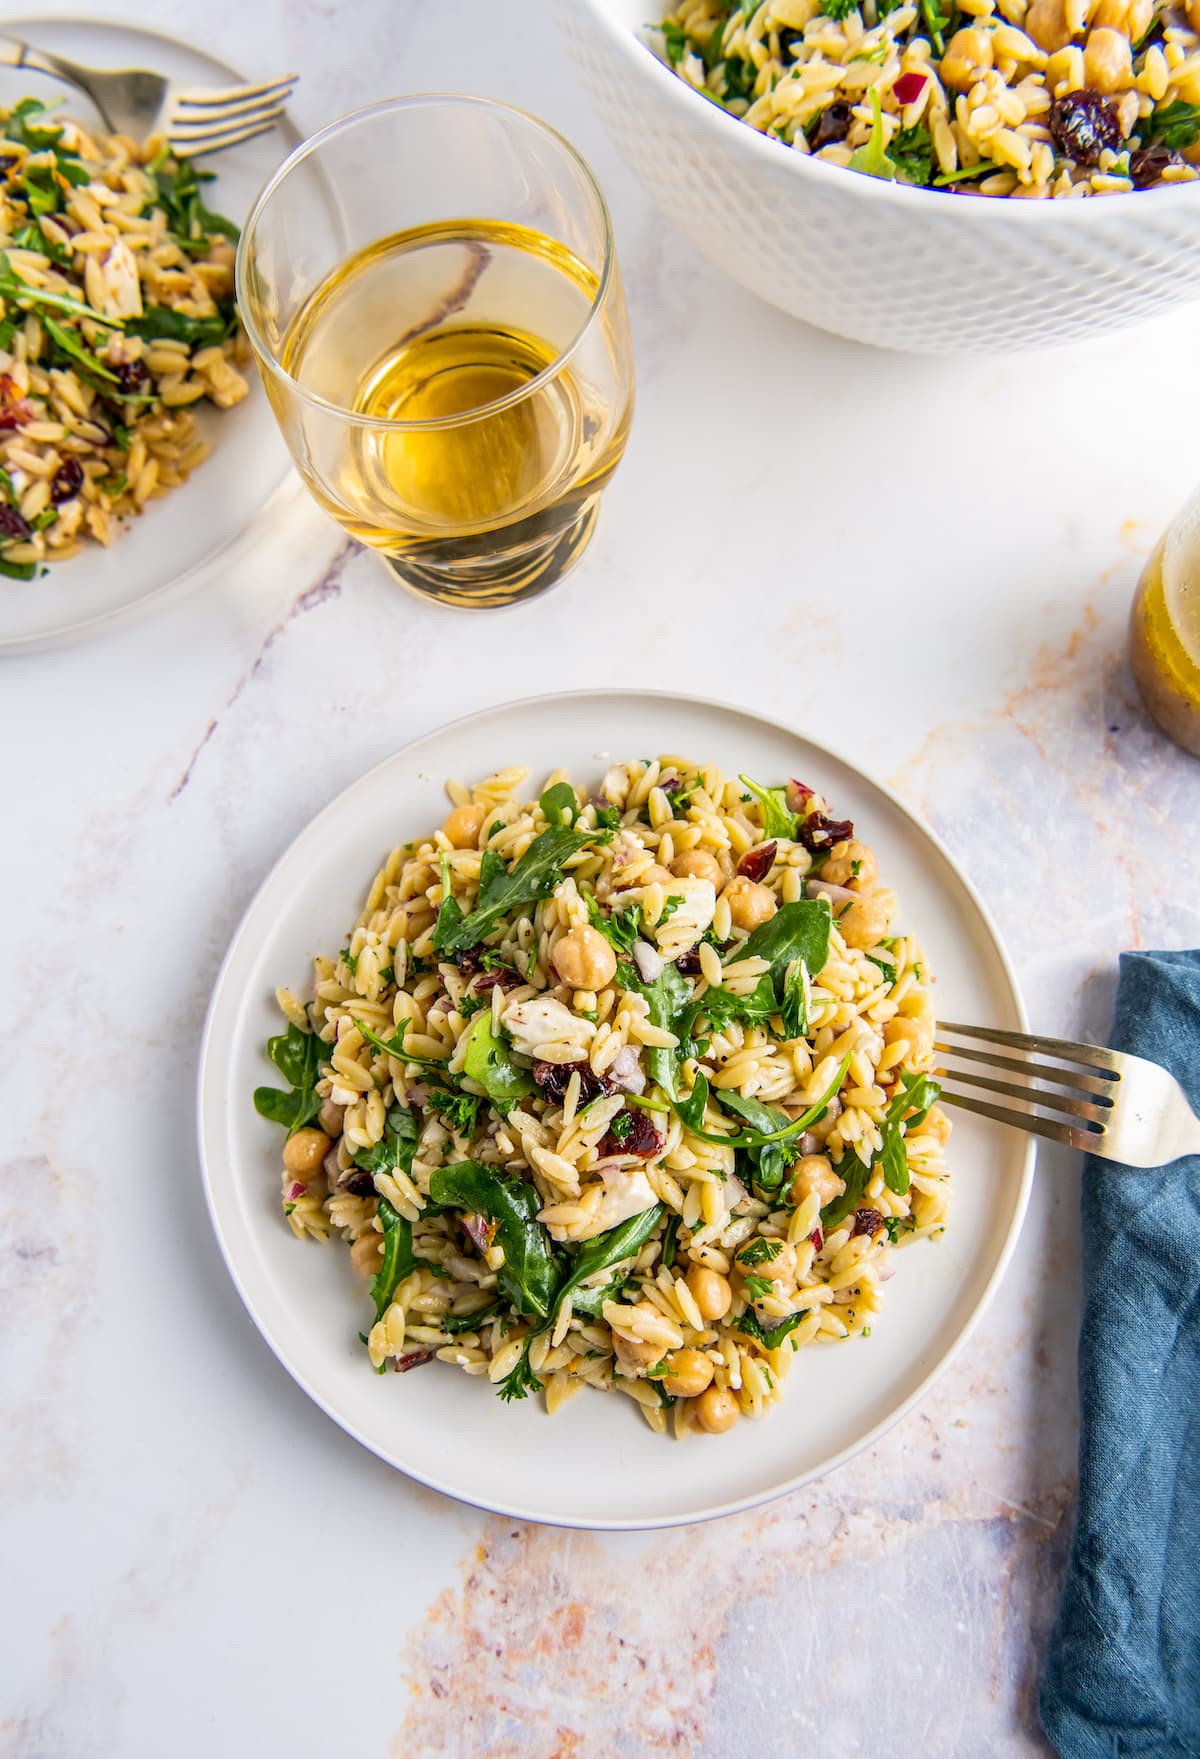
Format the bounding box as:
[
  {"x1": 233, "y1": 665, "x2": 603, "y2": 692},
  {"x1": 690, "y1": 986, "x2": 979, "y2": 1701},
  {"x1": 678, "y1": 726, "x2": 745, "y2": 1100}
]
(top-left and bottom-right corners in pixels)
[
  {"x1": 743, "y1": 1275, "x2": 774, "y2": 1301},
  {"x1": 608, "y1": 1111, "x2": 635, "y2": 1147},
  {"x1": 737, "y1": 1236, "x2": 784, "y2": 1267}
]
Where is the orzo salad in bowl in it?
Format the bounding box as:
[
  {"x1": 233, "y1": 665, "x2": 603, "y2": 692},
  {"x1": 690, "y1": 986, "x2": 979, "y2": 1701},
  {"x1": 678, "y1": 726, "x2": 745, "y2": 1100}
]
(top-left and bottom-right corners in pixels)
[
  {"x1": 254, "y1": 756, "x2": 951, "y2": 1439},
  {"x1": 653, "y1": 0, "x2": 1200, "y2": 197},
  {"x1": 0, "y1": 96, "x2": 247, "y2": 583}
]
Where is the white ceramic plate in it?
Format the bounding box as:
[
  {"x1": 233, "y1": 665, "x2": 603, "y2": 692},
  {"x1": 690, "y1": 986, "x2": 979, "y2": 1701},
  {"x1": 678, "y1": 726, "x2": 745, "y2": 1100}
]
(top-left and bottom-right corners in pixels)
[
  {"x1": 198, "y1": 691, "x2": 1035, "y2": 1530},
  {"x1": 0, "y1": 15, "x2": 299, "y2": 653}
]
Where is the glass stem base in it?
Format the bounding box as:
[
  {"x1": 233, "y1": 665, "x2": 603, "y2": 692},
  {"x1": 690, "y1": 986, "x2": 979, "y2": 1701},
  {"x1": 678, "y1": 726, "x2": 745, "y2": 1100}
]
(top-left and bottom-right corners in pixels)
[{"x1": 378, "y1": 499, "x2": 600, "y2": 609}]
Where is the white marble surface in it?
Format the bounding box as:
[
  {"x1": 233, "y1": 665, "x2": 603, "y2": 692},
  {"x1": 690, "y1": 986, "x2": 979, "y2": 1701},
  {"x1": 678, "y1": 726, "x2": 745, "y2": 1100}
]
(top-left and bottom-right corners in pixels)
[{"x1": 4, "y1": 2, "x2": 1200, "y2": 1754}]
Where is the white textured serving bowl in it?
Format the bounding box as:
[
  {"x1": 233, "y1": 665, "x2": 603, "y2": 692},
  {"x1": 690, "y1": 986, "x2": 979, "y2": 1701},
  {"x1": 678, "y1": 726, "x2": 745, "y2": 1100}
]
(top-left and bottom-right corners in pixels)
[{"x1": 560, "y1": 0, "x2": 1200, "y2": 351}]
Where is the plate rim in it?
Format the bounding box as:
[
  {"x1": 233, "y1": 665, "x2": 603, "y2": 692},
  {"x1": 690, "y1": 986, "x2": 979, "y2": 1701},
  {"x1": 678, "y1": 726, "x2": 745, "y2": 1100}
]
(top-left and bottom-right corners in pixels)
[
  {"x1": 196, "y1": 686, "x2": 1037, "y2": 1530},
  {"x1": 0, "y1": 9, "x2": 300, "y2": 656}
]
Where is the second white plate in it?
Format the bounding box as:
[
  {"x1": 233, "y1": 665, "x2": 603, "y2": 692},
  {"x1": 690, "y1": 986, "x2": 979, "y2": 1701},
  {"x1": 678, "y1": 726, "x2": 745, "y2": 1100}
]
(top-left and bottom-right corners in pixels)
[
  {"x1": 198, "y1": 690, "x2": 1035, "y2": 1529},
  {"x1": 0, "y1": 14, "x2": 299, "y2": 653}
]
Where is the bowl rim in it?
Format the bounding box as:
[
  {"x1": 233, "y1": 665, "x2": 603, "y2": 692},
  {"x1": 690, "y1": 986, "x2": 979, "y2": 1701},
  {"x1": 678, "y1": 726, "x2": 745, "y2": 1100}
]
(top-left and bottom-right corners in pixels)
[{"x1": 573, "y1": 0, "x2": 1200, "y2": 221}]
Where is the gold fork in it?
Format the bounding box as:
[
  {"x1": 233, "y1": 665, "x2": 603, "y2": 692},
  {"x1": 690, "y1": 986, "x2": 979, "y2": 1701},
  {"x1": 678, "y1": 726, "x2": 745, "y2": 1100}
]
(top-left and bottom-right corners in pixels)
[
  {"x1": 935, "y1": 1021, "x2": 1200, "y2": 1167},
  {"x1": 0, "y1": 34, "x2": 296, "y2": 155}
]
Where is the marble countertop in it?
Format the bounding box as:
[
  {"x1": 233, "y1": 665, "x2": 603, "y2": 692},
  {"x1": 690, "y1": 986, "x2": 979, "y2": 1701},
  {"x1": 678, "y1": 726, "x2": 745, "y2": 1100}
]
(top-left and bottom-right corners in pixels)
[{"x1": 4, "y1": 2, "x2": 1199, "y2": 1753}]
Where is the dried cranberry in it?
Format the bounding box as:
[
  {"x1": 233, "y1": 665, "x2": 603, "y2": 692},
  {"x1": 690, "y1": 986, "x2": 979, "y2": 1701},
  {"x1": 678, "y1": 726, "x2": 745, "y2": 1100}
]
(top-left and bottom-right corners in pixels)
[
  {"x1": 394, "y1": 1350, "x2": 434, "y2": 1373},
  {"x1": 0, "y1": 502, "x2": 30, "y2": 541},
  {"x1": 676, "y1": 949, "x2": 703, "y2": 975},
  {"x1": 50, "y1": 457, "x2": 84, "y2": 503},
  {"x1": 532, "y1": 1059, "x2": 616, "y2": 1106},
  {"x1": 600, "y1": 1108, "x2": 665, "y2": 1159},
  {"x1": 454, "y1": 947, "x2": 483, "y2": 976},
  {"x1": 811, "y1": 102, "x2": 853, "y2": 150},
  {"x1": 113, "y1": 357, "x2": 150, "y2": 393},
  {"x1": 341, "y1": 1167, "x2": 376, "y2": 1198},
  {"x1": 798, "y1": 811, "x2": 854, "y2": 853},
  {"x1": 852, "y1": 1207, "x2": 884, "y2": 1239},
  {"x1": 473, "y1": 965, "x2": 521, "y2": 995},
  {"x1": 1129, "y1": 141, "x2": 1178, "y2": 188},
  {"x1": 1048, "y1": 90, "x2": 1121, "y2": 166},
  {"x1": 777, "y1": 25, "x2": 804, "y2": 57},
  {"x1": 738, "y1": 841, "x2": 778, "y2": 882}
]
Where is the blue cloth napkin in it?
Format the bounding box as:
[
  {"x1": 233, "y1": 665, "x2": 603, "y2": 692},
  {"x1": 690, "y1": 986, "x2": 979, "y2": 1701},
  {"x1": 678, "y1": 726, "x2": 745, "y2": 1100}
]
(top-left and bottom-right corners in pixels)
[{"x1": 1041, "y1": 949, "x2": 1200, "y2": 1759}]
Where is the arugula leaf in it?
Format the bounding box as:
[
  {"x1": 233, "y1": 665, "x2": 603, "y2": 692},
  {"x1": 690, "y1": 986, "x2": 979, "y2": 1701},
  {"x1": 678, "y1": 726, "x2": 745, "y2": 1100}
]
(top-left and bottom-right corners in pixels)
[
  {"x1": 661, "y1": 1212, "x2": 681, "y2": 1269},
  {"x1": 675, "y1": 1050, "x2": 852, "y2": 1152},
  {"x1": 1144, "y1": 100, "x2": 1200, "y2": 151},
  {"x1": 433, "y1": 822, "x2": 602, "y2": 956},
  {"x1": 353, "y1": 1015, "x2": 451, "y2": 1076},
  {"x1": 878, "y1": 1069, "x2": 942, "y2": 1195},
  {"x1": 618, "y1": 958, "x2": 691, "y2": 1095},
  {"x1": 369, "y1": 1197, "x2": 436, "y2": 1322},
  {"x1": 919, "y1": 0, "x2": 950, "y2": 55},
  {"x1": 0, "y1": 556, "x2": 37, "y2": 579},
  {"x1": 721, "y1": 1091, "x2": 795, "y2": 1195},
  {"x1": 0, "y1": 250, "x2": 122, "y2": 329},
  {"x1": 432, "y1": 850, "x2": 466, "y2": 952},
  {"x1": 820, "y1": 1151, "x2": 873, "y2": 1228},
  {"x1": 253, "y1": 1024, "x2": 327, "y2": 1136},
  {"x1": 462, "y1": 1010, "x2": 535, "y2": 1112},
  {"x1": 891, "y1": 124, "x2": 934, "y2": 186},
  {"x1": 539, "y1": 781, "x2": 579, "y2": 825},
  {"x1": 42, "y1": 314, "x2": 119, "y2": 384},
  {"x1": 352, "y1": 1103, "x2": 419, "y2": 1180},
  {"x1": 726, "y1": 897, "x2": 832, "y2": 1035},
  {"x1": 5, "y1": 97, "x2": 65, "y2": 151},
  {"x1": 659, "y1": 18, "x2": 690, "y2": 64},
  {"x1": 127, "y1": 305, "x2": 233, "y2": 348},
  {"x1": 932, "y1": 159, "x2": 999, "y2": 186},
  {"x1": 150, "y1": 158, "x2": 240, "y2": 253},
  {"x1": 428, "y1": 1162, "x2": 560, "y2": 1319},
  {"x1": 427, "y1": 1088, "x2": 480, "y2": 1138},
  {"x1": 735, "y1": 1307, "x2": 811, "y2": 1350},
  {"x1": 586, "y1": 893, "x2": 643, "y2": 956},
  {"x1": 866, "y1": 953, "x2": 897, "y2": 986},
  {"x1": 553, "y1": 1203, "x2": 664, "y2": 1322},
  {"x1": 738, "y1": 773, "x2": 799, "y2": 840},
  {"x1": 496, "y1": 1336, "x2": 542, "y2": 1401}
]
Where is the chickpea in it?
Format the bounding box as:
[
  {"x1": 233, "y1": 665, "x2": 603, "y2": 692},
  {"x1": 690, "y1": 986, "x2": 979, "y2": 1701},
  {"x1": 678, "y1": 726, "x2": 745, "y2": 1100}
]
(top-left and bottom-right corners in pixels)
[
  {"x1": 820, "y1": 838, "x2": 879, "y2": 891},
  {"x1": 923, "y1": 1104, "x2": 953, "y2": 1146},
  {"x1": 694, "y1": 1385, "x2": 740, "y2": 1434},
  {"x1": 615, "y1": 861, "x2": 672, "y2": 890},
  {"x1": 662, "y1": 1348, "x2": 715, "y2": 1399},
  {"x1": 350, "y1": 1229, "x2": 384, "y2": 1279},
  {"x1": 443, "y1": 803, "x2": 485, "y2": 849},
  {"x1": 941, "y1": 26, "x2": 995, "y2": 88},
  {"x1": 1189, "y1": 0, "x2": 1200, "y2": 30},
  {"x1": 686, "y1": 1264, "x2": 732, "y2": 1321},
  {"x1": 1083, "y1": 25, "x2": 1131, "y2": 92},
  {"x1": 672, "y1": 848, "x2": 724, "y2": 889},
  {"x1": 282, "y1": 1127, "x2": 332, "y2": 1176},
  {"x1": 552, "y1": 925, "x2": 617, "y2": 991},
  {"x1": 725, "y1": 877, "x2": 777, "y2": 931},
  {"x1": 837, "y1": 891, "x2": 891, "y2": 949},
  {"x1": 884, "y1": 1013, "x2": 935, "y2": 1064},
  {"x1": 789, "y1": 1153, "x2": 845, "y2": 1208},
  {"x1": 737, "y1": 1239, "x2": 796, "y2": 1284},
  {"x1": 613, "y1": 1332, "x2": 661, "y2": 1372},
  {"x1": 1025, "y1": 0, "x2": 1073, "y2": 51}
]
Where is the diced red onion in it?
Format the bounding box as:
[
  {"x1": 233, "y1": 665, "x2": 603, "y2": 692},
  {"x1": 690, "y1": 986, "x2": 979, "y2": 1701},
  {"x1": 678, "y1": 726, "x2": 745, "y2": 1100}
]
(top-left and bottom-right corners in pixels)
[
  {"x1": 462, "y1": 1212, "x2": 491, "y2": 1254},
  {"x1": 786, "y1": 780, "x2": 815, "y2": 812},
  {"x1": 893, "y1": 71, "x2": 927, "y2": 104},
  {"x1": 288, "y1": 1181, "x2": 307, "y2": 1201},
  {"x1": 394, "y1": 1350, "x2": 435, "y2": 1373},
  {"x1": 810, "y1": 1227, "x2": 824, "y2": 1252},
  {"x1": 632, "y1": 940, "x2": 664, "y2": 982},
  {"x1": 804, "y1": 877, "x2": 858, "y2": 908}
]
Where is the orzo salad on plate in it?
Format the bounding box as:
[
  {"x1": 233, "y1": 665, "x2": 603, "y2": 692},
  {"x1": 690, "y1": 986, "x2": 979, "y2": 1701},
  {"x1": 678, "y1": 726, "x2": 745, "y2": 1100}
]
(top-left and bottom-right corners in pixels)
[
  {"x1": 254, "y1": 757, "x2": 951, "y2": 1438},
  {"x1": 0, "y1": 96, "x2": 247, "y2": 582},
  {"x1": 654, "y1": 0, "x2": 1200, "y2": 196}
]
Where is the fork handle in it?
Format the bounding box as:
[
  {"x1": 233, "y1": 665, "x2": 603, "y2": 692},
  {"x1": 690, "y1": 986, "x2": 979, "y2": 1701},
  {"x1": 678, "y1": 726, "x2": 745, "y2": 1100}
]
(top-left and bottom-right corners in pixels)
[{"x1": 0, "y1": 34, "x2": 94, "y2": 93}]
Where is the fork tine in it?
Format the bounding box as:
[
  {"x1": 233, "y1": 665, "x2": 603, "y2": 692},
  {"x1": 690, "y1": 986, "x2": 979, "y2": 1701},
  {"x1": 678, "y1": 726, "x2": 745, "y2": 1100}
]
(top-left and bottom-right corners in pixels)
[
  {"x1": 935, "y1": 1062, "x2": 1115, "y2": 1125},
  {"x1": 938, "y1": 1020, "x2": 1123, "y2": 1077},
  {"x1": 169, "y1": 100, "x2": 288, "y2": 137},
  {"x1": 170, "y1": 87, "x2": 296, "y2": 128},
  {"x1": 172, "y1": 76, "x2": 298, "y2": 108},
  {"x1": 939, "y1": 1087, "x2": 1104, "y2": 1151},
  {"x1": 169, "y1": 114, "x2": 285, "y2": 157},
  {"x1": 933, "y1": 1037, "x2": 1118, "y2": 1097}
]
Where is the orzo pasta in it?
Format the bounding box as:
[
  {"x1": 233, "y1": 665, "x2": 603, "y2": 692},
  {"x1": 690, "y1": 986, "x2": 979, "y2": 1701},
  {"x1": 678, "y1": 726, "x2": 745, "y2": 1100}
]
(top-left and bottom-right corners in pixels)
[
  {"x1": 0, "y1": 96, "x2": 247, "y2": 581},
  {"x1": 654, "y1": 0, "x2": 1200, "y2": 196},
  {"x1": 254, "y1": 757, "x2": 951, "y2": 1437}
]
